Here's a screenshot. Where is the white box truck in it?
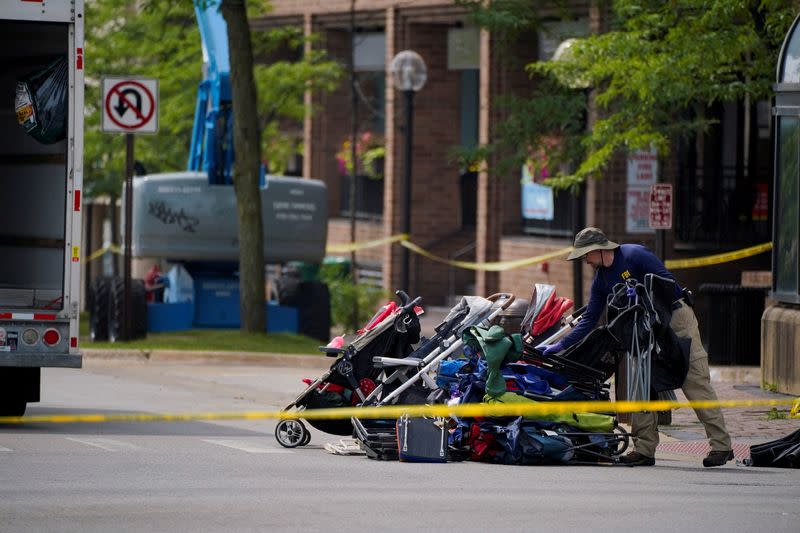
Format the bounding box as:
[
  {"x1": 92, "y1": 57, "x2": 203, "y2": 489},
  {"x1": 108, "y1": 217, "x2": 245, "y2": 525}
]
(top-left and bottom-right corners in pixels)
[{"x1": 0, "y1": 1, "x2": 84, "y2": 416}]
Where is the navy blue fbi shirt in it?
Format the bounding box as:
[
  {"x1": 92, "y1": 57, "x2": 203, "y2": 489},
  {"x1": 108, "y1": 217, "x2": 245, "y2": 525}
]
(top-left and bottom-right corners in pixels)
[{"x1": 560, "y1": 244, "x2": 683, "y2": 349}]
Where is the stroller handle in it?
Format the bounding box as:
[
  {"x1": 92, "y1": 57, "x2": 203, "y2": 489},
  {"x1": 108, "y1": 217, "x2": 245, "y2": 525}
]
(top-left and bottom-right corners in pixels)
[
  {"x1": 395, "y1": 290, "x2": 422, "y2": 313},
  {"x1": 569, "y1": 304, "x2": 588, "y2": 320},
  {"x1": 486, "y1": 292, "x2": 515, "y2": 310}
]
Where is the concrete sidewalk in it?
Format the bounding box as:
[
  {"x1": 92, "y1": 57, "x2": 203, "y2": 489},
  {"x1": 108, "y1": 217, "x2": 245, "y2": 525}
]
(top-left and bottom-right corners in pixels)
[{"x1": 654, "y1": 376, "x2": 800, "y2": 462}]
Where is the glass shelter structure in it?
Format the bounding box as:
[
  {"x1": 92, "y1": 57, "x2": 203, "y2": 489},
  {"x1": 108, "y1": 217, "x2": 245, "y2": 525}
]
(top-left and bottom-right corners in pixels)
[
  {"x1": 761, "y1": 14, "x2": 800, "y2": 396},
  {"x1": 773, "y1": 14, "x2": 800, "y2": 304}
]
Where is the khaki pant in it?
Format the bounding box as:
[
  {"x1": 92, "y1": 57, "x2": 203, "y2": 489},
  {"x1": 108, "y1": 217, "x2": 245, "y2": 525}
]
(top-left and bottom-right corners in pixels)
[{"x1": 631, "y1": 303, "x2": 732, "y2": 457}]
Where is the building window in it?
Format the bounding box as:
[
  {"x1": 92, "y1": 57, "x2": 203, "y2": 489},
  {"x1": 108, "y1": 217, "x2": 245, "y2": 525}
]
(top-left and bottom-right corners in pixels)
[
  {"x1": 459, "y1": 69, "x2": 479, "y2": 228},
  {"x1": 340, "y1": 174, "x2": 383, "y2": 220},
  {"x1": 354, "y1": 32, "x2": 386, "y2": 134},
  {"x1": 522, "y1": 189, "x2": 579, "y2": 238},
  {"x1": 675, "y1": 100, "x2": 772, "y2": 247}
]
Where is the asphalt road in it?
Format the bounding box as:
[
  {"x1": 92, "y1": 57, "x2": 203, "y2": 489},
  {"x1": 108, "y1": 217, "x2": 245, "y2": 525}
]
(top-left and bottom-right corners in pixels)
[{"x1": 1, "y1": 359, "x2": 798, "y2": 532}]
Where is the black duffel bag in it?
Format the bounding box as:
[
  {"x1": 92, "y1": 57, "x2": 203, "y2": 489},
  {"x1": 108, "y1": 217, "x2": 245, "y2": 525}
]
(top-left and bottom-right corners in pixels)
[{"x1": 747, "y1": 428, "x2": 800, "y2": 468}]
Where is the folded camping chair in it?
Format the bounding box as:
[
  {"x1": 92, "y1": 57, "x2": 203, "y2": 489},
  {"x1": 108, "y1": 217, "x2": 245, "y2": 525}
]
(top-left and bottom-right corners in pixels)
[
  {"x1": 351, "y1": 294, "x2": 516, "y2": 460},
  {"x1": 606, "y1": 273, "x2": 690, "y2": 401},
  {"x1": 520, "y1": 284, "x2": 574, "y2": 346},
  {"x1": 521, "y1": 328, "x2": 615, "y2": 401}
]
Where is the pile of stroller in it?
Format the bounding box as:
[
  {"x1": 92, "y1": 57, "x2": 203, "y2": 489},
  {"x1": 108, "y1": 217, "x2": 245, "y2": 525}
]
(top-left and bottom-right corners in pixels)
[{"x1": 276, "y1": 278, "x2": 680, "y2": 465}]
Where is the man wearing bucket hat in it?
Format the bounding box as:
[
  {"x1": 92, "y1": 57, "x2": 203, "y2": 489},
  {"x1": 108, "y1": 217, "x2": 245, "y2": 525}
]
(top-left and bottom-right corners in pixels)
[{"x1": 538, "y1": 227, "x2": 733, "y2": 467}]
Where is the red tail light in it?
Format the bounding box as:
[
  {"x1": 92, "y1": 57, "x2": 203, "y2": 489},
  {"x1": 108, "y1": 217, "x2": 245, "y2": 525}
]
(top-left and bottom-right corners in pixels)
[{"x1": 43, "y1": 329, "x2": 60, "y2": 346}]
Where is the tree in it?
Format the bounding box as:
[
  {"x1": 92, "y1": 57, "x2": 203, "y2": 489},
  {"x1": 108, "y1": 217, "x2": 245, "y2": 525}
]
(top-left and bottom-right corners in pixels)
[
  {"x1": 85, "y1": 1, "x2": 341, "y2": 194},
  {"x1": 218, "y1": 0, "x2": 264, "y2": 332},
  {"x1": 84, "y1": 0, "x2": 201, "y2": 197},
  {"x1": 86, "y1": 0, "x2": 343, "y2": 333},
  {"x1": 460, "y1": 0, "x2": 797, "y2": 189}
]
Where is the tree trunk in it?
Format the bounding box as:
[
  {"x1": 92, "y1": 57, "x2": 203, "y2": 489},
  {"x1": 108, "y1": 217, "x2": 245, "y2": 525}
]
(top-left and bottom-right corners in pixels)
[{"x1": 221, "y1": 0, "x2": 265, "y2": 332}]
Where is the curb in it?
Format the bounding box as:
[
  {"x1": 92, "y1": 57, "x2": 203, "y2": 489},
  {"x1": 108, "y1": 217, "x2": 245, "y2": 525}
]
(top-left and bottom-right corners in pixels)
[
  {"x1": 82, "y1": 348, "x2": 331, "y2": 369},
  {"x1": 710, "y1": 365, "x2": 761, "y2": 384}
]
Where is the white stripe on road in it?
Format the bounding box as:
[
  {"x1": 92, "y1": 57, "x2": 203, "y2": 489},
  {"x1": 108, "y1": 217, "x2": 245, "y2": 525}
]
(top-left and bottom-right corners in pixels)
[
  {"x1": 202, "y1": 439, "x2": 293, "y2": 454},
  {"x1": 0, "y1": 445, "x2": 12, "y2": 452},
  {"x1": 65, "y1": 437, "x2": 141, "y2": 452}
]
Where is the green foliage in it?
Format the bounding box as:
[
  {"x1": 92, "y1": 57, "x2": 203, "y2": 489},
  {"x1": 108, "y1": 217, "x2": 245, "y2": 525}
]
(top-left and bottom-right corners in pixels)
[
  {"x1": 765, "y1": 407, "x2": 788, "y2": 420},
  {"x1": 454, "y1": 78, "x2": 587, "y2": 189},
  {"x1": 763, "y1": 380, "x2": 779, "y2": 392},
  {"x1": 319, "y1": 267, "x2": 387, "y2": 332},
  {"x1": 82, "y1": 326, "x2": 321, "y2": 355},
  {"x1": 85, "y1": 0, "x2": 201, "y2": 197},
  {"x1": 84, "y1": 0, "x2": 343, "y2": 195},
  {"x1": 79, "y1": 312, "x2": 319, "y2": 353},
  {"x1": 251, "y1": 27, "x2": 343, "y2": 173},
  {"x1": 461, "y1": 0, "x2": 798, "y2": 189},
  {"x1": 456, "y1": 0, "x2": 571, "y2": 48}
]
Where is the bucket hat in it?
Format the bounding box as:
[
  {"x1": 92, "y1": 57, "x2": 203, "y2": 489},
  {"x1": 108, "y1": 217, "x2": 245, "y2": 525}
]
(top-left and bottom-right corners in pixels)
[{"x1": 566, "y1": 227, "x2": 619, "y2": 260}]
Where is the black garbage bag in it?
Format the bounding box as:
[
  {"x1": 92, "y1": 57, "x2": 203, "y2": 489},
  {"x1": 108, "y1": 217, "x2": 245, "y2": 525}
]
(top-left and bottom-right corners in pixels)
[
  {"x1": 15, "y1": 56, "x2": 68, "y2": 144},
  {"x1": 747, "y1": 428, "x2": 800, "y2": 468}
]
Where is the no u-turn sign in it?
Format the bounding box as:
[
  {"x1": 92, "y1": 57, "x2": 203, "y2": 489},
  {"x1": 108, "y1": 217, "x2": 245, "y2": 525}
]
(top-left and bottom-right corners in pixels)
[{"x1": 102, "y1": 77, "x2": 158, "y2": 134}]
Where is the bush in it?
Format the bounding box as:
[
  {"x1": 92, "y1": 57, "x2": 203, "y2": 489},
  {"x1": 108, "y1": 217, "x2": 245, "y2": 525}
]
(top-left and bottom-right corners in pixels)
[{"x1": 320, "y1": 269, "x2": 387, "y2": 331}]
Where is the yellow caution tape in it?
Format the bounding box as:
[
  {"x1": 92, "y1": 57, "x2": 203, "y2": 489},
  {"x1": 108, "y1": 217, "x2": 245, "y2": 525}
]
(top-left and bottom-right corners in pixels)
[
  {"x1": 400, "y1": 241, "x2": 574, "y2": 272},
  {"x1": 326, "y1": 233, "x2": 571, "y2": 271},
  {"x1": 84, "y1": 236, "x2": 771, "y2": 273},
  {"x1": 326, "y1": 235, "x2": 771, "y2": 272},
  {"x1": 1, "y1": 397, "x2": 796, "y2": 425},
  {"x1": 85, "y1": 244, "x2": 122, "y2": 263},
  {"x1": 664, "y1": 242, "x2": 772, "y2": 270},
  {"x1": 325, "y1": 233, "x2": 409, "y2": 254}
]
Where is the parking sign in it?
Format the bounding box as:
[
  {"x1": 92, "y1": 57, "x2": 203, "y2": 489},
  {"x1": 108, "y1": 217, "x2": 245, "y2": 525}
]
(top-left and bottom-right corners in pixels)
[{"x1": 649, "y1": 183, "x2": 673, "y2": 230}]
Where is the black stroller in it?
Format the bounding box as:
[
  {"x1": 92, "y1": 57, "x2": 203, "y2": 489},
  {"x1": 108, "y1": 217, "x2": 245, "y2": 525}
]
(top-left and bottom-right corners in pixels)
[{"x1": 275, "y1": 291, "x2": 422, "y2": 448}]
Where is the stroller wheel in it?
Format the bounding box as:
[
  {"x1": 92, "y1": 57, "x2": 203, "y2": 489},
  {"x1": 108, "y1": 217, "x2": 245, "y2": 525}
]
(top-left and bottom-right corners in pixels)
[
  {"x1": 611, "y1": 425, "x2": 630, "y2": 456},
  {"x1": 275, "y1": 419, "x2": 308, "y2": 448}
]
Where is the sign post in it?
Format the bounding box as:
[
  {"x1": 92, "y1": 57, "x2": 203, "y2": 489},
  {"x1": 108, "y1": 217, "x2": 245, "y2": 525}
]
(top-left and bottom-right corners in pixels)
[
  {"x1": 102, "y1": 77, "x2": 158, "y2": 340},
  {"x1": 649, "y1": 181, "x2": 673, "y2": 424}
]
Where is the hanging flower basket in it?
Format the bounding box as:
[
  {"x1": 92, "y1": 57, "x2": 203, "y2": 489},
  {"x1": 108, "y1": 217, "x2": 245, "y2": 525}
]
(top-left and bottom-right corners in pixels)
[{"x1": 336, "y1": 131, "x2": 385, "y2": 180}]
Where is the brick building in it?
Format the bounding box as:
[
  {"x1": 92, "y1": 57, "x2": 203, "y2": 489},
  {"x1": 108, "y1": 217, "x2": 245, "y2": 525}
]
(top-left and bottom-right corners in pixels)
[{"x1": 254, "y1": 0, "x2": 773, "y2": 315}]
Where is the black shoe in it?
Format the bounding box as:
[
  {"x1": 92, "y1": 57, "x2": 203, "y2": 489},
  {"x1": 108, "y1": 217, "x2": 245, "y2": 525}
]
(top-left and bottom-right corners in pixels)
[
  {"x1": 703, "y1": 450, "x2": 734, "y2": 467},
  {"x1": 619, "y1": 451, "x2": 655, "y2": 466}
]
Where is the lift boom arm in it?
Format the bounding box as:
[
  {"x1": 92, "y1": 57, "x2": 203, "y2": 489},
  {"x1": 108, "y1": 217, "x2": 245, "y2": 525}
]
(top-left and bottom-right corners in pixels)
[{"x1": 188, "y1": 2, "x2": 234, "y2": 185}]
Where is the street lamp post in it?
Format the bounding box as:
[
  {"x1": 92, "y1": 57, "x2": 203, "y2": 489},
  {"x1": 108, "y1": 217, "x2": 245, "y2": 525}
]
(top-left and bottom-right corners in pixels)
[
  {"x1": 552, "y1": 38, "x2": 589, "y2": 310},
  {"x1": 390, "y1": 50, "x2": 426, "y2": 293}
]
